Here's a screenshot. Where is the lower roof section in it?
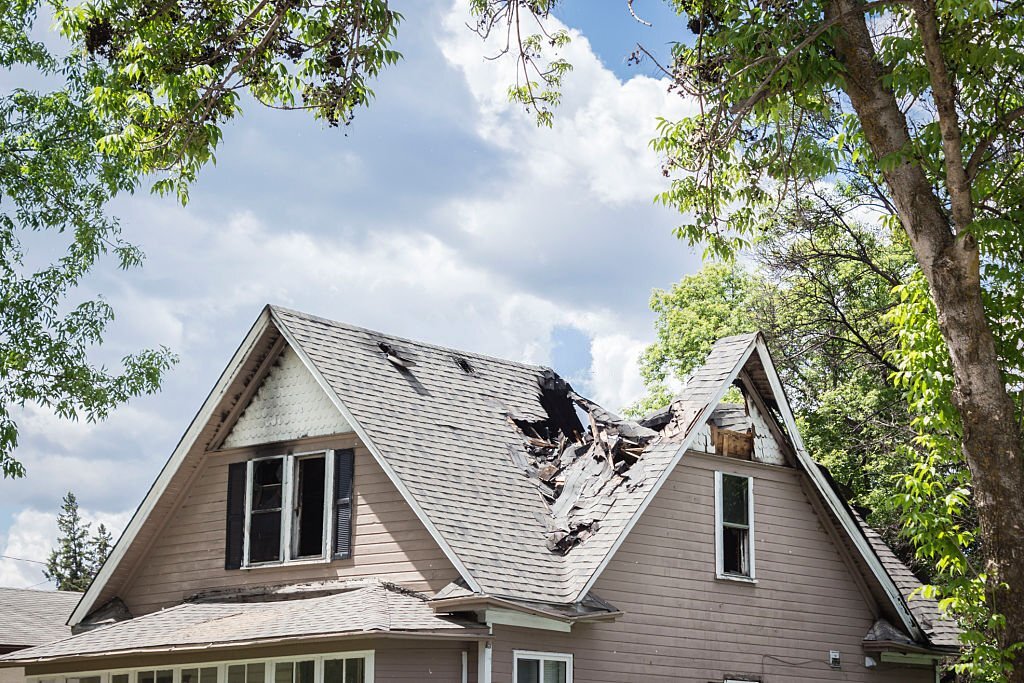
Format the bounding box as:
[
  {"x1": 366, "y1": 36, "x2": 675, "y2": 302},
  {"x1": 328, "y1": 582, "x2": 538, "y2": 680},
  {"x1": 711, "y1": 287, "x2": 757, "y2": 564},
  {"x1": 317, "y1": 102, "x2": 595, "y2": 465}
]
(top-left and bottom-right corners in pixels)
[{"x1": 0, "y1": 580, "x2": 488, "y2": 666}]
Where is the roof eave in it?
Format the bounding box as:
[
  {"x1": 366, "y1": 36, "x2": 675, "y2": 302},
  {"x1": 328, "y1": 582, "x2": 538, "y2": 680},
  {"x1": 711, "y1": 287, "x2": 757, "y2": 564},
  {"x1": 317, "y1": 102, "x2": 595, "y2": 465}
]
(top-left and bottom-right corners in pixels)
[{"x1": 2, "y1": 629, "x2": 494, "y2": 668}]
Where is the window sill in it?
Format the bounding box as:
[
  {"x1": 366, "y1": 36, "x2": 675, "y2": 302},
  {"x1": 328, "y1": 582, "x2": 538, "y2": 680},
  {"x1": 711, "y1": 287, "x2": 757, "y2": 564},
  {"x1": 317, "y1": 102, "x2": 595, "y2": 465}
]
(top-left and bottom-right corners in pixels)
[
  {"x1": 242, "y1": 556, "x2": 331, "y2": 570},
  {"x1": 716, "y1": 573, "x2": 758, "y2": 584}
]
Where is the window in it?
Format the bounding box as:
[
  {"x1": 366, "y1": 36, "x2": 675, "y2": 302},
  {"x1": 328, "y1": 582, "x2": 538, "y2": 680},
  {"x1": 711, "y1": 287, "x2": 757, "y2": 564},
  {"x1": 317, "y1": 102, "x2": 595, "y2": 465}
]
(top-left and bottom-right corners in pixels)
[
  {"x1": 513, "y1": 651, "x2": 572, "y2": 683},
  {"x1": 715, "y1": 471, "x2": 755, "y2": 580},
  {"x1": 225, "y1": 449, "x2": 355, "y2": 568},
  {"x1": 323, "y1": 656, "x2": 366, "y2": 683},
  {"x1": 28, "y1": 652, "x2": 372, "y2": 683}
]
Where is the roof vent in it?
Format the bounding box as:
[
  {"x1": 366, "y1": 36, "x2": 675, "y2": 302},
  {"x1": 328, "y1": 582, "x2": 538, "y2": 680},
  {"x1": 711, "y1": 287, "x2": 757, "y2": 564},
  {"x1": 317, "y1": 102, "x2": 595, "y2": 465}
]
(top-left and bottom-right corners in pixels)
[
  {"x1": 453, "y1": 356, "x2": 475, "y2": 374},
  {"x1": 378, "y1": 341, "x2": 416, "y2": 369}
]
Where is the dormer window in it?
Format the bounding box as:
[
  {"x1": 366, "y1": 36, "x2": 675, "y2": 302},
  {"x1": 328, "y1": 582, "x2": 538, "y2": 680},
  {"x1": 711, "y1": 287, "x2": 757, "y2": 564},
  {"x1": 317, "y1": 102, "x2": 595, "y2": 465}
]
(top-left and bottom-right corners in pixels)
[{"x1": 225, "y1": 449, "x2": 354, "y2": 569}]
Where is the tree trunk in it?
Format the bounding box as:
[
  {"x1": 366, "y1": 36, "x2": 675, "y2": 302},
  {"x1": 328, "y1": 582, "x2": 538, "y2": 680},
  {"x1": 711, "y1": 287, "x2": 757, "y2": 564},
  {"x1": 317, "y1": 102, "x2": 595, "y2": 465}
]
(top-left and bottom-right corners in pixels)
[{"x1": 826, "y1": 0, "x2": 1024, "y2": 674}]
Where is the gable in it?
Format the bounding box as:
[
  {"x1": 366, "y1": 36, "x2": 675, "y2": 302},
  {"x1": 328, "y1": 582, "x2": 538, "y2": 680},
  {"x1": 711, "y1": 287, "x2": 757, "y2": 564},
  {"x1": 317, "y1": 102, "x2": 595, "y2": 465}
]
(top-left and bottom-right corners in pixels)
[
  {"x1": 118, "y1": 435, "x2": 458, "y2": 616},
  {"x1": 221, "y1": 346, "x2": 352, "y2": 449},
  {"x1": 588, "y1": 451, "x2": 887, "y2": 681}
]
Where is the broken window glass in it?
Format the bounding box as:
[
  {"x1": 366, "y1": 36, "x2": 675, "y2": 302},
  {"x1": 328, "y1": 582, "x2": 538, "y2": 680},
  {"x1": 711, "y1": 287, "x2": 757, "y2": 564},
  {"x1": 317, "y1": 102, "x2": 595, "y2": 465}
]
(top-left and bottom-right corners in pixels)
[
  {"x1": 294, "y1": 455, "x2": 326, "y2": 558},
  {"x1": 719, "y1": 473, "x2": 752, "y2": 577},
  {"x1": 249, "y1": 457, "x2": 283, "y2": 563},
  {"x1": 722, "y1": 474, "x2": 748, "y2": 526}
]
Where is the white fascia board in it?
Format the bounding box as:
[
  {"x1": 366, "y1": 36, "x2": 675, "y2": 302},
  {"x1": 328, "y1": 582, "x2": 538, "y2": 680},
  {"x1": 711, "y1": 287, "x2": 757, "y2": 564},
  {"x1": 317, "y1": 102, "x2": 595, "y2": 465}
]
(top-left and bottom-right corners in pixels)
[
  {"x1": 70, "y1": 308, "x2": 276, "y2": 625},
  {"x1": 269, "y1": 309, "x2": 482, "y2": 594},
  {"x1": 573, "y1": 335, "x2": 759, "y2": 601},
  {"x1": 483, "y1": 608, "x2": 572, "y2": 633},
  {"x1": 752, "y1": 337, "x2": 925, "y2": 642}
]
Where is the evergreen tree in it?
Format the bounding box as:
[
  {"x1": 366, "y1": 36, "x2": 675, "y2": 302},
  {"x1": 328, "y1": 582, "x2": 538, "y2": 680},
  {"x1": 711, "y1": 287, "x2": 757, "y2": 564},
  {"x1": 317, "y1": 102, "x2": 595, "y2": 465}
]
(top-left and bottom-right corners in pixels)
[
  {"x1": 44, "y1": 492, "x2": 92, "y2": 592},
  {"x1": 88, "y1": 523, "x2": 113, "y2": 577}
]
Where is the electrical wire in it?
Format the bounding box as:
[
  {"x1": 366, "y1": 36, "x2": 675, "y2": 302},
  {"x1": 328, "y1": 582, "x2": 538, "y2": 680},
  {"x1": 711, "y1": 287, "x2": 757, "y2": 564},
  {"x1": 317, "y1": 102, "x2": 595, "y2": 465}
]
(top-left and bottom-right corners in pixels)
[{"x1": 0, "y1": 554, "x2": 47, "y2": 565}]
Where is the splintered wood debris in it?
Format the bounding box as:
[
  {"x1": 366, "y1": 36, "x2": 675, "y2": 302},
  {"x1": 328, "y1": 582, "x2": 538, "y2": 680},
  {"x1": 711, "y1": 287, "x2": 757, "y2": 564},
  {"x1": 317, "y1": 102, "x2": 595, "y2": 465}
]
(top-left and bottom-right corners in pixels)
[{"x1": 508, "y1": 370, "x2": 660, "y2": 555}]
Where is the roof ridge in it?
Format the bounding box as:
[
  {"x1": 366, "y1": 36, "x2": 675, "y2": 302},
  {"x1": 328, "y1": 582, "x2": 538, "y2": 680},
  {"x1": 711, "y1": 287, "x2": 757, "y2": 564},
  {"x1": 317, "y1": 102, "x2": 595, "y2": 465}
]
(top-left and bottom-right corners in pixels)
[{"x1": 270, "y1": 305, "x2": 549, "y2": 374}]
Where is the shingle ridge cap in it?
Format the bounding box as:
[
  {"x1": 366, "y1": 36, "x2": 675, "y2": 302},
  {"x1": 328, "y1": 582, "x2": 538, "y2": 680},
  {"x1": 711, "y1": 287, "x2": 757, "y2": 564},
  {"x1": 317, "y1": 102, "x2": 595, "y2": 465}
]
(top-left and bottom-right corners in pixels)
[{"x1": 270, "y1": 305, "x2": 549, "y2": 374}]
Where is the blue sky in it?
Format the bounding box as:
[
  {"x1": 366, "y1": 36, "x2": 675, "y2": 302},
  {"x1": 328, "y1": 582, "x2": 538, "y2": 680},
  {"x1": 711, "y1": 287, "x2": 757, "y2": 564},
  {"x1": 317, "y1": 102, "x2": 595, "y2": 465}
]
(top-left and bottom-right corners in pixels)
[{"x1": 0, "y1": 0, "x2": 701, "y2": 587}]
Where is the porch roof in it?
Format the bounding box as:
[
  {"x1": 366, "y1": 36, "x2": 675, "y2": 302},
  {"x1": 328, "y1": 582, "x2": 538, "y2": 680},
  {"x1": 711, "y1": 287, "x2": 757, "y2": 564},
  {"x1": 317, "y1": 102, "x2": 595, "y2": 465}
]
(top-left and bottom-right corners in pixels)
[{"x1": 0, "y1": 581, "x2": 486, "y2": 665}]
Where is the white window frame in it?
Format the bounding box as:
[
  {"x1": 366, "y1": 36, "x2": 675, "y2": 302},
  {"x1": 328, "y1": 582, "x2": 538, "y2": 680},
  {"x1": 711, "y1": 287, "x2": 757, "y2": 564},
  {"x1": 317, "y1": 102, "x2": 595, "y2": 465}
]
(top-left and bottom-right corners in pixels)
[
  {"x1": 715, "y1": 470, "x2": 756, "y2": 582},
  {"x1": 27, "y1": 651, "x2": 374, "y2": 683},
  {"x1": 512, "y1": 650, "x2": 573, "y2": 683},
  {"x1": 242, "y1": 449, "x2": 335, "y2": 568}
]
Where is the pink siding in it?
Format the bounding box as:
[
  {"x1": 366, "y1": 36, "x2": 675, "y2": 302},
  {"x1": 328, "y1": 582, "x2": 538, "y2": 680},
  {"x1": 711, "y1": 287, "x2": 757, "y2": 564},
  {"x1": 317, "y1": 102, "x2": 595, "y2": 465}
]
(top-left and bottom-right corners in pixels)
[
  {"x1": 120, "y1": 435, "x2": 457, "y2": 615},
  {"x1": 488, "y1": 451, "x2": 934, "y2": 683}
]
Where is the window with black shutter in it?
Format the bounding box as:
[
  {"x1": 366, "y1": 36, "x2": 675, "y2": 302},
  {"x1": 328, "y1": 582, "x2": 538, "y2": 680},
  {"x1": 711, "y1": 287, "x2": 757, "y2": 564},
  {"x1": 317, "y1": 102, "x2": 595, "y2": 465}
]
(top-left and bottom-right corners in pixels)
[
  {"x1": 333, "y1": 449, "x2": 355, "y2": 559},
  {"x1": 224, "y1": 449, "x2": 347, "y2": 569}
]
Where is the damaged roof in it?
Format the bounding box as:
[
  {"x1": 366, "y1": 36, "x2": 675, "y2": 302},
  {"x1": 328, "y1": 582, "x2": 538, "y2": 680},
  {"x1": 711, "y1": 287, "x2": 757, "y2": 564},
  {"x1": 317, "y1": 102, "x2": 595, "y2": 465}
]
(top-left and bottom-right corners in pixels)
[
  {"x1": 272, "y1": 309, "x2": 765, "y2": 604},
  {"x1": 2, "y1": 581, "x2": 485, "y2": 665},
  {"x1": 73, "y1": 306, "x2": 954, "y2": 652}
]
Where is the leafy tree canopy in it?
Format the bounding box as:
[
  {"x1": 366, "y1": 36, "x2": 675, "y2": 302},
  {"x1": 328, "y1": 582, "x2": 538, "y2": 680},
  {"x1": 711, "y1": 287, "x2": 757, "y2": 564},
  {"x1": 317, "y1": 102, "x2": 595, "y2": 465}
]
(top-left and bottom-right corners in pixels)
[
  {"x1": 469, "y1": 0, "x2": 1024, "y2": 677},
  {"x1": 1, "y1": 0, "x2": 401, "y2": 478}
]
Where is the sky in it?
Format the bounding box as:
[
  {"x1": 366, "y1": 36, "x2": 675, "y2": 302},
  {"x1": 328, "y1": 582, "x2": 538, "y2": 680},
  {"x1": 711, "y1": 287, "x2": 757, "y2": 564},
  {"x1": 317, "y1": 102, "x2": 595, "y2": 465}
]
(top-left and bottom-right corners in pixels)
[{"x1": 0, "y1": 0, "x2": 702, "y2": 588}]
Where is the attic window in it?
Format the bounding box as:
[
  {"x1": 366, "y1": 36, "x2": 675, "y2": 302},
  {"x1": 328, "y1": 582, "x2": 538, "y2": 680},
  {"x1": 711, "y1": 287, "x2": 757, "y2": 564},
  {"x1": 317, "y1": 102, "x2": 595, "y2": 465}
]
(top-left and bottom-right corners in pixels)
[
  {"x1": 224, "y1": 449, "x2": 355, "y2": 569},
  {"x1": 453, "y1": 355, "x2": 475, "y2": 374},
  {"x1": 715, "y1": 472, "x2": 755, "y2": 581}
]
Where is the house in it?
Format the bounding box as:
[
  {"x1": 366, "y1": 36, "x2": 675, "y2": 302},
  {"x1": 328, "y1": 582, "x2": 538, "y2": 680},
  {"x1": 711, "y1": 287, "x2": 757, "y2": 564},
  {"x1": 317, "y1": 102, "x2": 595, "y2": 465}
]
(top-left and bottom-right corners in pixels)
[
  {"x1": 0, "y1": 587, "x2": 81, "y2": 683},
  {"x1": 0, "y1": 305, "x2": 959, "y2": 682}
]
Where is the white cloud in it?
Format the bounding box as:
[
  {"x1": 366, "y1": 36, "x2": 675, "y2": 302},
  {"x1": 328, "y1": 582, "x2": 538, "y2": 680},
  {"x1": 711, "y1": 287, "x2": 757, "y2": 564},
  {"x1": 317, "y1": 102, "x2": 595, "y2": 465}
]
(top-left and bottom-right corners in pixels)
[
  {"x1": 0, "y1": 507, "x2": 129, "y2": 589},
  {"x1": 1, "y1": 0, "x2": 703, "y2": 556}
]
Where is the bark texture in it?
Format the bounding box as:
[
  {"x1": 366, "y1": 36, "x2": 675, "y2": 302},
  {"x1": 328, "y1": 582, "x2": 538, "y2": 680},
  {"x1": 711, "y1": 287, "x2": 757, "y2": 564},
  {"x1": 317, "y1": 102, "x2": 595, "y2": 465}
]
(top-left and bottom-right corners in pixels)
[{"x1": 826, "y1": 0, "x2": 1024, "y2": 675}]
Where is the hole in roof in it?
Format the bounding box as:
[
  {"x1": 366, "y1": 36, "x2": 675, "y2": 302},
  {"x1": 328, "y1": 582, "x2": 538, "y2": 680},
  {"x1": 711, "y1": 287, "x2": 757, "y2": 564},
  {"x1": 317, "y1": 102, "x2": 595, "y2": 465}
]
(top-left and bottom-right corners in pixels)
[{"x1": 453, "y1": 356, "x2": 475, "y2": 374}]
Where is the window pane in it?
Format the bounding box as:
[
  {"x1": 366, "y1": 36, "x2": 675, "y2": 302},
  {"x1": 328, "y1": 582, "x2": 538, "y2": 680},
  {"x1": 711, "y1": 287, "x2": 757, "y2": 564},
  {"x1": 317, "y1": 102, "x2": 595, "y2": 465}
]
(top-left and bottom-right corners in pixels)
[
  {"x1": 323, "y1": 660, "x2": 344, "y2": 683},
  {"x1": 517, "y1": 658, "x2": 540, "y2": 683},
  {"x1": 723, "y1": 526, "x2": 749, "y2": 575},
  {"x1": 200, "y1": 668, "x2": 219, "y2": 683},
  {"x1": 295, "y1": 456, "x2": 327, "y2": 557},
  {"x1": 252, "y1": 458, "x2": 283, "y2": 510},
  {"x1": 344, "y1": 658, "x2": 364, "y2": 683},
  {"x1": 250, "y1": 510, "x2": 282, "y2": 562},
  {"x1": 227, "y1": 665, "x2": 245, "y2": 683},
  {"x1": 156, "y1": 670, "x2": 173, "y2": 683},
  {"x1": 722, "y1": 475, "x2": 748, "y2": 526},
  {"x1": 543, "y1": 661, "x2": 567, "y2": 683},
  {"x1": 139, "y1": 672, "x2": 155, "y2": 683},
  {"x1": 112, "y1": 675, "x2": 130, "y2": 683},
  {"x1": 246, "y1": 663, "x2": 265, "y2": 683},
  {"x1": 295, "y1": 661, "x2": 314, "y2": 683},
  {"x1": 275, "y1": 662, "x2": 293, "y2": 683},
  {"x1": 181, "y1": 669, "x2": 200, "y2": 683}
]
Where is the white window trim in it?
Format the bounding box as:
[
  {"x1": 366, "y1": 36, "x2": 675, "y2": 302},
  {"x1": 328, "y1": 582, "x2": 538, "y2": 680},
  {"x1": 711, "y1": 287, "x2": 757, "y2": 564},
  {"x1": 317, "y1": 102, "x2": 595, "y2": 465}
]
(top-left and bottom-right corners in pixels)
[
  {"x1": 714, "y1": 470, "x2": 756, "y2": 583},
  {"x1": 512, "y1": 650, "x2": 573, "y2": 683},
  {"x1": 243, "y1": 449, "x2": 335, "y2": 568},
  {"x1": 28, "y1": 651, "x2": 375, "y2": 683}
]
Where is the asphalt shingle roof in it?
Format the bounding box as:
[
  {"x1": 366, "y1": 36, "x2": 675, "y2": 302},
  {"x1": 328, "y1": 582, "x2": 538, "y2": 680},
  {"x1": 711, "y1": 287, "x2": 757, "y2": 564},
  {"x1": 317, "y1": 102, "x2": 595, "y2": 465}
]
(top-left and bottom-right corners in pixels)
[
  {"x1": 274, "y1": 309, "x2": 761, "y2": 604},
  {"x1": 0, "y1": 587, "x2": 80, "y2": 648},
  {"x1": 854, "y1": 514, "x2": 961, "y2": 648},
  {"x1": 2, "y1": 582, "x2": 483, "y2": 663}
]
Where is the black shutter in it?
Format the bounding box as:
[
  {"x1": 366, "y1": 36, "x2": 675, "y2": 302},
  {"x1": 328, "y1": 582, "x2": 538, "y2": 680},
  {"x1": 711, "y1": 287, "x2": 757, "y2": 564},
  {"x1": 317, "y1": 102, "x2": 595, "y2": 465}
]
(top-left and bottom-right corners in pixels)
[
  {"x1": 225, "y1": 461, "x2": 247, "y2": 569},
  {"x1": 333, "y1": 449, "x2": 355, "y2": 559}
]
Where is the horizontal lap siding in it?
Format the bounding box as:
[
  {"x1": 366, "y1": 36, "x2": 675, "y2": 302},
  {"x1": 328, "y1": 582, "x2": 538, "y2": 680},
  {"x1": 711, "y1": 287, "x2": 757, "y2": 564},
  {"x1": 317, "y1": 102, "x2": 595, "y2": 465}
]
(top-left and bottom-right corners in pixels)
[
  {"x1": 490, "y1": 451, "x2": 933, "y2": 683},
  {"x1": 374, "y1": 641, "x2": 468, "y2": 681},
  {"x1": 120, "y1": 437, "x2": 456, "y2": 616}
]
